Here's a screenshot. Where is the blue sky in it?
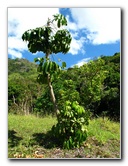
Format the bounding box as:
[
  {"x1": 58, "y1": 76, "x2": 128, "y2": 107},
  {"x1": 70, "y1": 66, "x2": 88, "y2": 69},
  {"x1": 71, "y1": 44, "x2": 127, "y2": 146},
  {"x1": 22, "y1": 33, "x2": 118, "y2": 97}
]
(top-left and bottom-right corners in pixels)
[{"x1": 8, "y1": 8, "x2": 120, "y2": 68}]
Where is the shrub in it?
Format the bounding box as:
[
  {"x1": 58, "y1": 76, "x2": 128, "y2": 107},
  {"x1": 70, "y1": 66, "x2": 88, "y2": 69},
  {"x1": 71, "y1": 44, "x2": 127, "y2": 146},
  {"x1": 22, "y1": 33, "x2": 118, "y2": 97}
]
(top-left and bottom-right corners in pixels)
[{"x1": 51, "y1": 101, "x2": 90, "y2": 149}]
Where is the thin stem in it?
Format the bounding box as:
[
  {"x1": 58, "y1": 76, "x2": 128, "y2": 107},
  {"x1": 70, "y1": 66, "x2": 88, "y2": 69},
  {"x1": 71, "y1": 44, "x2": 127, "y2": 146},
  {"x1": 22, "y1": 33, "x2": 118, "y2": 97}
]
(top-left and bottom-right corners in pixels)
[{"x1": 45, "y1": 53, "x2": 60, "y2": 117}]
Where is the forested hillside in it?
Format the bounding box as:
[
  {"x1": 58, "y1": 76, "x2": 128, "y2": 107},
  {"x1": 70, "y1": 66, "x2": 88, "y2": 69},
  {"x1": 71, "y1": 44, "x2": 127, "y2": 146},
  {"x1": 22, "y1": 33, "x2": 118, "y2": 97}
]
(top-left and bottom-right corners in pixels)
[{"x1": 8, "y1": 52, "x2": 120, "y2": 121}]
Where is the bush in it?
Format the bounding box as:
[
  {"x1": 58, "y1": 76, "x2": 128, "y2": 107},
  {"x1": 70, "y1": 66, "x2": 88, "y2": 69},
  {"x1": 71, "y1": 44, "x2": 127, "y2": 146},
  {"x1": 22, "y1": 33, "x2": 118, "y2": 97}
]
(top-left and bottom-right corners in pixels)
[{"x1": 51, "y1": 101, "x2": 90, "y2": 149}]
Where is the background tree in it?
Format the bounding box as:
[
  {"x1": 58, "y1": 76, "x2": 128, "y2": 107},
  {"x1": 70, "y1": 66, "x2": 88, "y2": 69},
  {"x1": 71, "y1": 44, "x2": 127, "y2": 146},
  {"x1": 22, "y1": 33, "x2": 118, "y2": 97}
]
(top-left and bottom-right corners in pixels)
[
  {"x1": 8, "y1": 58, "x2": 43, "y2": 115},
  {"x1": 96, "y1": 53, "x2": 120, "y2": 121}
]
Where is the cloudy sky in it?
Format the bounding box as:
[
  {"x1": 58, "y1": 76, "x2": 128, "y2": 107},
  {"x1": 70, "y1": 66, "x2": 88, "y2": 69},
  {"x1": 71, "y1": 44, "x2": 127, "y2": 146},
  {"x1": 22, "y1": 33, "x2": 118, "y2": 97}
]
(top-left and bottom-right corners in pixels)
[{"x1": 8, "y1": 8, "x2": 120, "y2": 68}]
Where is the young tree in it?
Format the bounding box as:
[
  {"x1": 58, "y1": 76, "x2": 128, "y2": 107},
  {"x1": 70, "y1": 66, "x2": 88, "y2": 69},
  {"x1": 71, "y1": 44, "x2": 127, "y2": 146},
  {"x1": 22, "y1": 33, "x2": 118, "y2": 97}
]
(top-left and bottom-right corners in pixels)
[
  {"x1": 22, "y1": 14, "x2": 72, "y2": 117},
  {"x1": 22, "y1": 14, "x2": 90, "y2": 149}
]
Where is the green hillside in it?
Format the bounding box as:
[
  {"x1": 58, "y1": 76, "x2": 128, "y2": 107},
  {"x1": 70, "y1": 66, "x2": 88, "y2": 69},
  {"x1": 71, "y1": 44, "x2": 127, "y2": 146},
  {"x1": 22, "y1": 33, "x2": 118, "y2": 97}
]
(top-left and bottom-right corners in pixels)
[{"x1": 8, "y1": 52, "x2": 120, "y2": 120}]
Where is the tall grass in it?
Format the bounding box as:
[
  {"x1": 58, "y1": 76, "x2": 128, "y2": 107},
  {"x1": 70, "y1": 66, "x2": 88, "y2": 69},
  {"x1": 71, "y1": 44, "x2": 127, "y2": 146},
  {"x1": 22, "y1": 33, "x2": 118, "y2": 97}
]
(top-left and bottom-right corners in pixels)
[{"x1": 87, "y1": 117, "x2": 120, "y2": 144}]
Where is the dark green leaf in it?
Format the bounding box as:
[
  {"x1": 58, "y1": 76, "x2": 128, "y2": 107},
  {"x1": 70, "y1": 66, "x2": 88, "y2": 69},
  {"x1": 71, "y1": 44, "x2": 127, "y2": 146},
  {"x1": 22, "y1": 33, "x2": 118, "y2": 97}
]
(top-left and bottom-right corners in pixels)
[
  {"x1": 62, "y1": 62, "x2": 66, "y2": 69},
  {"x1": 34, "y1": 57, "x2": 40, "y2": 62}
]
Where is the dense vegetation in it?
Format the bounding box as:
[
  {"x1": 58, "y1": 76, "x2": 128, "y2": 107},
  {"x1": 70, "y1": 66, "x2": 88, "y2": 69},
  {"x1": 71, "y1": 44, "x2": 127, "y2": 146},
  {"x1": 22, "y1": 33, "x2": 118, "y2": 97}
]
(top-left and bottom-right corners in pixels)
[{"x1": 8, "y1": 52, "x2": 120, "y2": 121}]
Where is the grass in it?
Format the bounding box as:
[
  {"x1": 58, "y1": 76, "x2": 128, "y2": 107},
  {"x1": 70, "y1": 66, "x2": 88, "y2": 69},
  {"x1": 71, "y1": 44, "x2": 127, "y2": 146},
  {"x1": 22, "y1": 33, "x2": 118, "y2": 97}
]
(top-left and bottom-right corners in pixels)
[
  {"x1": 8, "y1": 114, "x2": 120, "y2": 159},
  {"x1": 88, "y1": 117, "x2": 120, "y2": 144}
]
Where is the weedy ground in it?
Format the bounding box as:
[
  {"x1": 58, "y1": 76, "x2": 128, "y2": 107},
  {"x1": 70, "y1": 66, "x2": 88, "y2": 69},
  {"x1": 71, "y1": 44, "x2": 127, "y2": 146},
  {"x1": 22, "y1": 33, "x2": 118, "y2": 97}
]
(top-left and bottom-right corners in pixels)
[{"x1": 8, "y1": 114, "x2": 120, "y2": 159}]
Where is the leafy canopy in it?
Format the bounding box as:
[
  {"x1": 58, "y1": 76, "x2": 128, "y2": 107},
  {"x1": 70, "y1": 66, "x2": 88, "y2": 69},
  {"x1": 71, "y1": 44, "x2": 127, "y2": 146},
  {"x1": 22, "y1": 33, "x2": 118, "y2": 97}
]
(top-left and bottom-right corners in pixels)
[{"x1": 22, "y1": 14, "x2": 72, "y2": 55}]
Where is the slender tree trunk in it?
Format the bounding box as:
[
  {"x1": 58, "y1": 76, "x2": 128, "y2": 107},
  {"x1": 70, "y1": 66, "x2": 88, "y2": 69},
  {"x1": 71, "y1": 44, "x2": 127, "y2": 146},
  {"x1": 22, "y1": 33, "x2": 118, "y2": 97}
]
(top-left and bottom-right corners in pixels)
[
  {"x1": 12, "y1": 95, "x2": 18, "y2": 106},
  {"x1": 21, "y1": 102, "x2": 24, "y2": 113},
  {"x1": 24, "y1": 100, "x2": 27, "y2": 115},
  {"x1": 47, "y1": 73, "x2": 60, "y2": 116},
  {"x1": 46, "y1": 53, "x2": 60, "y2": 117},
  {"x1": 30, "y1": 95, "x2": 33, "y2": 113}
]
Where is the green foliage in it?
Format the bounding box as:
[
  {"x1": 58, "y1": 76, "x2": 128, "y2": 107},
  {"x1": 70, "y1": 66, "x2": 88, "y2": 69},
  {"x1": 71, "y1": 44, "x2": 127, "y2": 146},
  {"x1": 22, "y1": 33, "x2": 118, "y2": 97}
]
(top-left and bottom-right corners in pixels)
[
  {"x1": 8, "y1": 58, "x2": 37, "y2": 75},
  {"x1": 8, "y1": 59, "x2": 43, "y2": 115},
  {"x1": 62, "y1": 54, "x2": 120, "y2": 121},
  {"x1": 22, "y1": 13, "x2": 72, "y2": 118},
  {"x1": 8, "y1": 52, "x2": 120, "y2": 121},
  {"x1": 53, "y1": 14, "x2": 68, "y2": 27},
  {"x1": 51, "y1": 101, "x2": 90, "y2": 149},
  {"x1": 22, "y1": 14, "x2": 72, "y2": 55},
  {"x1": 34, "y1": 90, "x2": 54, "y2": 116},
  {"x1": 78, "y1": 58, "x2": 107, "y2": 106},
  {"x1": 93, "y1": 53, "x2": 120, "y2": 121},
  {"x1": 62, "y1": 61, "x2": 66, "y2": 69},
  {"x1": 53, "y1": 77, "x2": 80, "y2": 110},
  {"x1": 34, "y1": 57, "x2": 61, "y2": 84}
]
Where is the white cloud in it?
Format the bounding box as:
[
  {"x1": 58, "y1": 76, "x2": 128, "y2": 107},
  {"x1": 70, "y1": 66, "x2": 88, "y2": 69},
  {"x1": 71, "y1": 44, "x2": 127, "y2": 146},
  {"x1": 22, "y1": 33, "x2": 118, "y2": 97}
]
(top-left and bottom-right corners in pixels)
[
  {"x1": 8, "y1": 8, "x2": 59, "y2": 37},
  {"x1": 66, "y1": 15, "x2": 77, "y2": 31},
  {"x1": 8, "y1": 49, "x2": 22, "y2": 59},
  {"x1": 8, "y1": 36, "x2": 27, "y2": 51},
  {"x1": 69, "y1": 36, "x2": 86, "y2": 55},
  {"x1": 65, "y1": 15, "x2": 87, "y2": 55},
  {"x1": 8, "y1": 8, "x2": 59, "y2": 58},
  {"x1": 8, "y1": 8, "x2": 121, "y2": 59},
  {"x1": 8, "y1": 36, "x2": 27, "y2": 59},
  {"x1": 72, "y1": 57, "x2": 91, "y2": 67},
  {"x1": 69, "y1": 8, "x2": 120, "y2": 44}
]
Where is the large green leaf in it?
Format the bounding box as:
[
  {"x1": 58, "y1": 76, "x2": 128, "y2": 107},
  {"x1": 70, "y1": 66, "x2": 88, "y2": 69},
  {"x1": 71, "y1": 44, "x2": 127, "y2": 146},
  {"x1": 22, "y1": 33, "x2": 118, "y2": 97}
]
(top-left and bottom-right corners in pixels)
[
  {"x1": 37, "y1": 73, "x2": 48, "y2": 84},
  {"x1": 62, "y1": 62, "x2": 66, "y2": 69}
]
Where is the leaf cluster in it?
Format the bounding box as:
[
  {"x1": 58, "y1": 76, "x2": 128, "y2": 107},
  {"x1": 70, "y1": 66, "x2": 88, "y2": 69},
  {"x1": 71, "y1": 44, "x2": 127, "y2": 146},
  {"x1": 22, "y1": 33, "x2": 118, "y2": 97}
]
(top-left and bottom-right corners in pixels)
[
  {"x1": 22, "y1": 14, "x2": 72, "y2": 54},
  {"x1": 34, "y1": 57, "x2": 66, "y2": 84},
  {"x1": 51, "y1": 101, "x2": 90, "y2": 149}
]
